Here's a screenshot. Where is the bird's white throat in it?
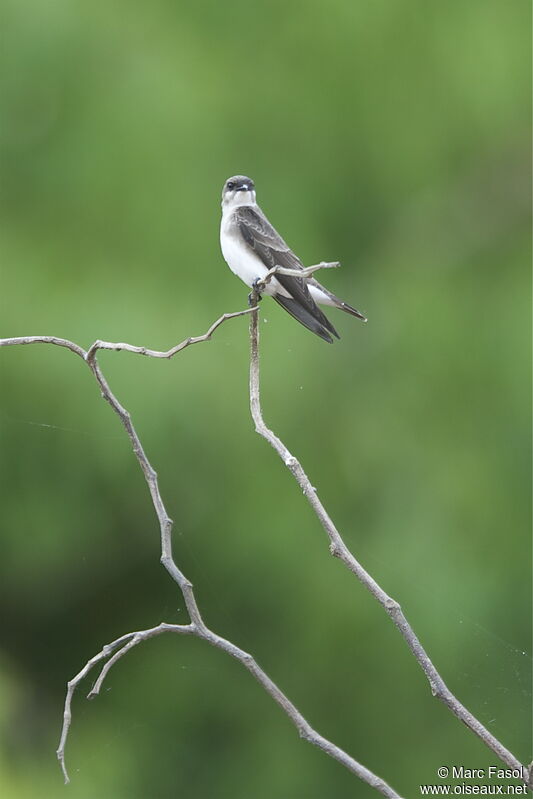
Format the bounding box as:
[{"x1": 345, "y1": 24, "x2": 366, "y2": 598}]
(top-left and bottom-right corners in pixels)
[{"x1": 221, "y1": 189, "x2": 257, "y2": 211}]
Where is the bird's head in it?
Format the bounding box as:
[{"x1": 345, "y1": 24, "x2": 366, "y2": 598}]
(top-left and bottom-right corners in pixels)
[{"x1": 222, "y1": 175, "x2": 256, "y2": 207}]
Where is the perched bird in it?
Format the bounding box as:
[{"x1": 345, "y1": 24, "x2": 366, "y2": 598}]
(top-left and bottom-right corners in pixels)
[{"x1": 220, "y1": 175, "x2": 366, "y2": 343}]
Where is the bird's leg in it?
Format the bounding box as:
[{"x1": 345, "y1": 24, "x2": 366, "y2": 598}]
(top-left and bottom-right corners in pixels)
[{"x1": 248, "y1": 278, "x2": 264, "y2": 308}]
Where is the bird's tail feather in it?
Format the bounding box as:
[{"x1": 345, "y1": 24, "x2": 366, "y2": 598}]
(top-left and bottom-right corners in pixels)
[
  {"x1": 273, "y1": 295, "x2": 338, "y2": 343},
  {"x1": 308, "y1": 278, "x2": 367, "y2": 322},
  {"x1": 337, "y1": 301, "x2": 367, "y2": 322}
]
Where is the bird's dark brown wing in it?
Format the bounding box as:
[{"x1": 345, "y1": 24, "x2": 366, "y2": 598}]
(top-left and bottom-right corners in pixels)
[{"x1": 234, "y1": 205, "x2": 339, "y2": 340}]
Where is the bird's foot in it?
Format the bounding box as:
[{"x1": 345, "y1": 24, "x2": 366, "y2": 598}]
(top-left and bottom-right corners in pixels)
[{"x1": 248, "y1": 278, "x2": 264, "y2": 307}]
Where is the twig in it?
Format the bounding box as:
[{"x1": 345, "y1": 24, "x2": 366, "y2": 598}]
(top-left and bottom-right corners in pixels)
[
  {"x1": 0, "y1": 308, "x2": 402, "y2": 797},
  {"x1": 55, "y1": 629, "x2": 141, "y2": 783},
  {"x1": 0, "y1": 336, "x2": 86, "y2": 359},
  {"x1": 58, "y1": 620, "x2": 401, "y2": 797},
  {"x1": 254, "y1": 260, "x2": 339, "y2": 293},
  {"x1": 85, "y1": 308, "x2": 255, "y2": 360},
  {"x1": 247, "y1": 299, "x2": 529, "y2": 781}
]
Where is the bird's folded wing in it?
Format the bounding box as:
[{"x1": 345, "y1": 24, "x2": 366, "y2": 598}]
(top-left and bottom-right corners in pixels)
[{"x1": 235, "y1": 206, "x2": 338, "y2": 338}]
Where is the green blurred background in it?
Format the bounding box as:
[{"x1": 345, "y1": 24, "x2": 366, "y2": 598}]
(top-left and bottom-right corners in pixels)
[{"x1": 0, "y1": 1, "x2": 530, "y2": 797}]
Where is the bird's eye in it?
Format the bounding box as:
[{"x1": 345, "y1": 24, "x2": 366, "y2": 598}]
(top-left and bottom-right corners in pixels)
[{"x1": 227, "y1": 181, "x2": 235, "y2": 190}]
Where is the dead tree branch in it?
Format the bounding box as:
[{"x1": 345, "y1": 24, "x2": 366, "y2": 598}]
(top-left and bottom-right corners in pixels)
[
  {"x1": 1, "y1": 290, "x2": 528, "y2": 792},
  {"x1": 1, "y1": 309, "x2": 401, "y2": 798},
  {"x1": 247, "y1": 296, "x2": 527, "y2": 779}
]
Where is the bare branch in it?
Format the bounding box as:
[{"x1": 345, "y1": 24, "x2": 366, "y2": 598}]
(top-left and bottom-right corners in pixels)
[
  {"x1": 56, "y1": 617, "x2": 402, "y2": 797},
  {"x1": 247, "y1": 301, "x2": 528, "y2": 780},
  {"x1": 254, "y1": 260, "x2": 339, "y2": 293},
  {"x1": 0, "y1": 336, "x2": 86, "y2": 359},
  {"x1": 56, "y1": 630, "x2": 140, "y2": 783},
  {"x1": 85, "y1": 308, "x2": 254, "y2": 360},
  {"x1": 84, "y1": 353, "x2": 205, "y2": 626},
  {"x1": 57, "y1": 624, "x2": 193, "y2": 783},
  {"x1": 1, "y1": 312, "x2": 402, "y2": 796},
  {"x1": 2, "y1": 300, "x2": 528, "y2": 794}
]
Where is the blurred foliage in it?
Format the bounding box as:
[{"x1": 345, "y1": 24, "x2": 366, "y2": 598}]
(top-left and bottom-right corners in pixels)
[{"x1": 0, "y1": 1, "x2": 531, "y2": 797}]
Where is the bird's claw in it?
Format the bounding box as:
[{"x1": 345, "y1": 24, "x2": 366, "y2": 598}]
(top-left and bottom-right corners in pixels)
[{"x1": 248, "y1": 278, "x2": 264, "y2": 307}]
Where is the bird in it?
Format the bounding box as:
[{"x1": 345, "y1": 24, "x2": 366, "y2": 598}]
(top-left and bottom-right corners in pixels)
[{"x1": 219, "y1": 174, "x2": 366, "y2": 343}]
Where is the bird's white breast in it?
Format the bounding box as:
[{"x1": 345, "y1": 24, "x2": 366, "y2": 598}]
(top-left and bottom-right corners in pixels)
[{"x1": 220, "y1": 204, "x2": 289, "y2": 297}]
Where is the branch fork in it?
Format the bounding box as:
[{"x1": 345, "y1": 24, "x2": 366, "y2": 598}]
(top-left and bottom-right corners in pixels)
[{"x1": 0, "y1": 275, "x2": 528, "y2": 795}]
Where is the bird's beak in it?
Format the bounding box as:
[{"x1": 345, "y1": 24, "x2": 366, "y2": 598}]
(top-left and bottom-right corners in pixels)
[{"x1": 236, "y1": 185, "x2": 249, "y2": 192}]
